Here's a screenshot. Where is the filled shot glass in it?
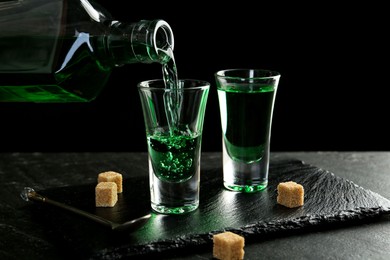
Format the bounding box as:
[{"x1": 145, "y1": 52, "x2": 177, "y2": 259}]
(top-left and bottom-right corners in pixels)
[
  {"x1": 138, "y1": 79, "x2": 210, "y2": 214},
  {"x1": 215, "y1": 69, "x2": 280, "y2": 193}
]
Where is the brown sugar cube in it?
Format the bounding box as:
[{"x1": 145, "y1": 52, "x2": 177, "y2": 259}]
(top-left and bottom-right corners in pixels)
[
  {"x1": 98, "y1": 171, "x2": 123, "y2": 193},
  {"x1": 213, "y1": 231, "x2": 245, "y2": 260},
  {"x1": 95, "y1": 182, "x2": 118, "y2": 207},
  {"x1": 277, "y1": 181, "x2": 304, "y2": 208}
]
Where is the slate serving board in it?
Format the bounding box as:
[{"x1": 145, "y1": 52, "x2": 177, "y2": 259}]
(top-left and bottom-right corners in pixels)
[{"x1": 24, "y1": 158, "x2": 390, "y2": 259}]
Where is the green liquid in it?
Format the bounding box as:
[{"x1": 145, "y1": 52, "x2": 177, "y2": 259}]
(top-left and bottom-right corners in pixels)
[
  {"x1": 161, "y1": 47, "x2": 182, "y2": 134},
  {"x1": 0, "y1": 35, "x2": 111, "y2": 102},
  {"x1": 0, "y1": 0, "x2": 115, "y2": 103},
  {"x1": 147, "y1": 129, "x2": 201, "y2": 183},
  {"x1": 218, "y1": 86, "x2": 276, "y2": 163}
]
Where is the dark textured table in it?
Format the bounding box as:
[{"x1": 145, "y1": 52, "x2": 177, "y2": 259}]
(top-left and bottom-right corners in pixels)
[{"x1": 1, "y1": 151, "x2": 390, "y2": 260}]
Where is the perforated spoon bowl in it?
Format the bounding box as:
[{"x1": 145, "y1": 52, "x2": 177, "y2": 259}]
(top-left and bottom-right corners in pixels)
[{"x1": 20, "y1": 187, "x2": 151, "y2": 232}]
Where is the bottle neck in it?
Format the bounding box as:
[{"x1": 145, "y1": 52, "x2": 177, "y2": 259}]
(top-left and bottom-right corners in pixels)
[{"x1": 106, "y1": 19, "x2": 174, "y2": 66}]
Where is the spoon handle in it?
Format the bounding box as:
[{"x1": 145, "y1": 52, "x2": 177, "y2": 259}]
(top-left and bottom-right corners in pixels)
[{"x1": 21, "y1": 187, "x2": 114, "y2": 229}]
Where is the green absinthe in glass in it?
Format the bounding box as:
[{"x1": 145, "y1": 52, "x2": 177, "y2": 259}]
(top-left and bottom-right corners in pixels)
[
  {"x1": 147, "y1": 128, "x2": 201, "y2": 183},
  {"x1": 218, "y1": 85, "x2": 276, "y2": 163}
]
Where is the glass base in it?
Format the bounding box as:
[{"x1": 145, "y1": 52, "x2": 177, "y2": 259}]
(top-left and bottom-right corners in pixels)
[
  {"x1": 151, "y1": 203, "x2": 199, "y2": 215},
  {"x1": 224, "y1": 181, "x2": 268, "y2": 193},
  {"x1": 222, "y1": 142, "x2": 269, "y2": 193}
]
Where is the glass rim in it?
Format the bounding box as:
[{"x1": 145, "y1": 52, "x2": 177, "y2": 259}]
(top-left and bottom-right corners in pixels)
[
  {"x1": 215, "y1": 68, "x2": 281, "y2": 79},
  {"x1": 137, "y1": 78, "x2": 210, "y2": 90}
]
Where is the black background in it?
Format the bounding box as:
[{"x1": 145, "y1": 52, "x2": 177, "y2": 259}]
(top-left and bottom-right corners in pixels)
[{"x1": 0, "y1": 1, "x2": 388, "y2": 152}]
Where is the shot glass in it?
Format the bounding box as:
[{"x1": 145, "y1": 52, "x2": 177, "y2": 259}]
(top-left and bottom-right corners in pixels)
[
  {"x1": 215, "y1": 69, "x2": 280, "y2": 193},
  {"x1": 138, "y1": 79, "x2": 210, "y2": 214}
]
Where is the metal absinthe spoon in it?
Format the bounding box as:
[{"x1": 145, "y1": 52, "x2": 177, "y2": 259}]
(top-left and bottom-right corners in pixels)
[{"x1": 20, "y1": 187, "x2": 151, "y2": 232}]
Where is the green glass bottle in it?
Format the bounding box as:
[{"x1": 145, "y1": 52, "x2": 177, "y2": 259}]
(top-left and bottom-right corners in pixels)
[{"x1": 0, "y1": 0, "x2": 174, "y2": 102}]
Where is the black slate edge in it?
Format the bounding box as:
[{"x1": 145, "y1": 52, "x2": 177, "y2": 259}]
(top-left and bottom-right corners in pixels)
[{"x1": 92, "y1": 206, "x2": 390, "y2": 259}]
